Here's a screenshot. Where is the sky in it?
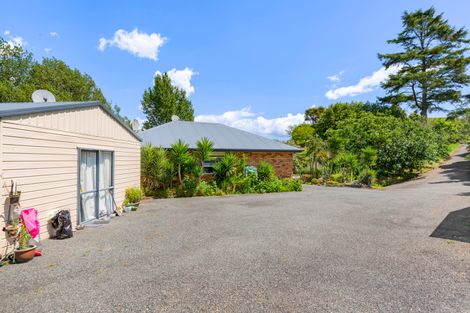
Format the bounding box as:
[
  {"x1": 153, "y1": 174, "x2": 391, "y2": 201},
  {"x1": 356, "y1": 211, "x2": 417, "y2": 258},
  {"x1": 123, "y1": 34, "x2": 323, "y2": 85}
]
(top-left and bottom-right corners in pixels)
[{"x1": 2, "y1": 0, "x2": 470, "y2": 139}]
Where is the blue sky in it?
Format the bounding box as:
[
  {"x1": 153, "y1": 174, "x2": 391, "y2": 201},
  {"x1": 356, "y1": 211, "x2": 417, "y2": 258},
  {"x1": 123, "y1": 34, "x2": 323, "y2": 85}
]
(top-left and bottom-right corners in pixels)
[{"x1": 2, "y1": 1, "x2": 470, "y2": 138}]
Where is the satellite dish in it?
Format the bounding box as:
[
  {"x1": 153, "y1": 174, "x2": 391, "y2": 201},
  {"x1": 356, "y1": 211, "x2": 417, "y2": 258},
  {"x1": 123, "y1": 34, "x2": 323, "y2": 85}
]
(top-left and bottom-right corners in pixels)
[
  {"x1": 32, "y1": 89, "x2": 56, "y2": 103},
  {"x1": 131, "y1": 119, "x2": 140, "y2": 132},
  {"x1": 171, "y1": 115, "x2": 180, "y2": 121}
]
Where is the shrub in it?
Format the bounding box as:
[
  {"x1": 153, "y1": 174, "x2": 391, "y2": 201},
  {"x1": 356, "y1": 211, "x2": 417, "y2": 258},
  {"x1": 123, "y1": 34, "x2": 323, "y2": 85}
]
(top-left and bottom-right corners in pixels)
[
  {"x1": 125, "y1": 187, "x2": 142, "y2": 203},
  {"x1": 310, "y1": 178, "x2": 321, "y2": 185},
  {"x1": 257, "y1": 161, "x2": 275, "y2": 182},
  {"x1": 235, "y1": 174, "x2": 257, "y2": 194},
  {"x1": 331, "y1": 173, "x2": 343, "y2": 184},
  {"x1": 182, "y1": 176, "x2": 198, "y2": 196},
  {"x1": 277, "y1": 178, "x2": 302, "y2": 192},
  {"x1": 195, "y1": 181, "x2": 218, "y2": 196},
  {"x1": 291, "y1": 179, "x2": 303, "y2": 191},
  {"x1": 255, "y1": 179, "x2": 281, "y2": 193}
]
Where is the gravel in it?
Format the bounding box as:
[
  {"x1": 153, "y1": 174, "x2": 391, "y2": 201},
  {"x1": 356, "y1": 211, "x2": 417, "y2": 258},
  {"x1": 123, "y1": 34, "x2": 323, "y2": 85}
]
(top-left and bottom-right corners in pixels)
[{"x1": 1, "y1": 146, "x2": 470, "y2": 312}]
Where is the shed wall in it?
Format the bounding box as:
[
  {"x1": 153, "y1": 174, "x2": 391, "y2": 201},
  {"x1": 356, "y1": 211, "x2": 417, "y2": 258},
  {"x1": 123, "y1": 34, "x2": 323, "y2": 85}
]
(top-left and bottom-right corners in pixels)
[{"x1": 0, "y1": 106, "x2": 140, "y2": 251}]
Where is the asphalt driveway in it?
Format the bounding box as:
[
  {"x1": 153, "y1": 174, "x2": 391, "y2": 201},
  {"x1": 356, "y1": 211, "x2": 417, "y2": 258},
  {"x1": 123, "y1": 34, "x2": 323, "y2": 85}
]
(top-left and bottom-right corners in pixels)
[{"x1": 2, "y1": 146, "x2": 470, "y2": 312}]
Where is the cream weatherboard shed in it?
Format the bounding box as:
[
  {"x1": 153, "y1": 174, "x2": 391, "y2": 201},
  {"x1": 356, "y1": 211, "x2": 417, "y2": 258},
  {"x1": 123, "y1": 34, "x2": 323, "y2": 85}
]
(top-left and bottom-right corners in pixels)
[{"x1": 0, "y1": 101, "x2": 141, "y2": 250}]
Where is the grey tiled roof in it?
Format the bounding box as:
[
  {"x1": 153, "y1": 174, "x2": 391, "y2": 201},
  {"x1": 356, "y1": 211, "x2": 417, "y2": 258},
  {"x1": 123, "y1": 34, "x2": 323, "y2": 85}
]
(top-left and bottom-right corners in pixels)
[
  {"x1": 140, "y1": 121, "x2": 302, "y2": 152},
  {"x1": 0, "y1": 101, "x2": 141, "y2": 141}
]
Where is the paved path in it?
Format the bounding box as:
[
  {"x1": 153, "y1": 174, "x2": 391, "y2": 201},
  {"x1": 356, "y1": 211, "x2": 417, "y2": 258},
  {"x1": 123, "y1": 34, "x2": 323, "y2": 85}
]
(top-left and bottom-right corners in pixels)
[{"x1": 1, "y1": 146, "x2": 470, "y2": 312}]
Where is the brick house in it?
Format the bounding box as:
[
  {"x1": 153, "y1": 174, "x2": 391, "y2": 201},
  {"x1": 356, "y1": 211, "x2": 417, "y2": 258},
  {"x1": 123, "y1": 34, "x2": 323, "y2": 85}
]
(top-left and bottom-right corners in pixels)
[{"x1": 140, "y1": 120, "x2": 302, "y2": 178}]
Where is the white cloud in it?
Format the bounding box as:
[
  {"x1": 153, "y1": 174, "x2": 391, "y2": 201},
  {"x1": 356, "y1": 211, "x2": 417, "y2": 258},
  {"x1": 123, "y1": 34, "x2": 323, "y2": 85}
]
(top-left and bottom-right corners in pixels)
[
  {"x1": 155, "y1": 67, "x2": 197, "y2": 96},
  {"x1": 327, "y1": 70, "x2": 344, "y2": 83},
  {"x1": 44, "y1": 48, "x2": 52, "y2": 53},
  {"x1": 2, "y1": 30, "x2": 25, "y2": 48},
  {"x1": 3, "y1": 30, "x2": 27, "y2": 47},
  {"x1": 325, "y1": 65, "x2": 401, "y2": 100},
  {"x1": 98, "y1": 28, "x2": 166, "y2": 61},
  {"x1": 6, "y1": 36, "x2": 25, "y2": 48},
  {"x1": 98, "y1": 38, "x2": 107, "y2": 51},
  {"x1": 50, "y1": 32, "x2": 59, "y2": 38},
  {"x1": 195, "y1": 107, "x2": 305, "y2": 138}
]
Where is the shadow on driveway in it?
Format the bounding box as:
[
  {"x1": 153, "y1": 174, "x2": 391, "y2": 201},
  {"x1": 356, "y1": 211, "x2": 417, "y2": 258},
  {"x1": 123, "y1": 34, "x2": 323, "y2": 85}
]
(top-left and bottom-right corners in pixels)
[
  {"x1": 430, "y1": 152, "x2": 470, "y2": 185},
  {"x1": 430, "y1": 206, "x2": 470, "y2": 243}
]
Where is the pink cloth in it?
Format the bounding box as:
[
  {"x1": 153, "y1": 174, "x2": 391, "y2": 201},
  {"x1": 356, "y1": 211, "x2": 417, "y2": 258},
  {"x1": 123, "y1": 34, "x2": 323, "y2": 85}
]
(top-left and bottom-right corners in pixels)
[{"x1": 19, "y1": 208, "x2": 40, "y2": 238}]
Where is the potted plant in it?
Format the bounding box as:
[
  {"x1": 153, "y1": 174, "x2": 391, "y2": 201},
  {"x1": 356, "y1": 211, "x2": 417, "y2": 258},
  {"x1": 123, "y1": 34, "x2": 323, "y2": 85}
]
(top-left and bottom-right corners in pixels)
[
  {"x1": 125, "y1": 187, "x2": 142, "y2": 211},
  {"x1": 14, "y1": 223, "x2": 35, "y2": 263}
]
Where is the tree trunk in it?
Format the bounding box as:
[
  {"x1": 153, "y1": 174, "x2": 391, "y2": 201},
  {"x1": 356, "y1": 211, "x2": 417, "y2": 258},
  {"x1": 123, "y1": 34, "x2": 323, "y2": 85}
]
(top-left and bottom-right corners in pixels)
[
  {"x1": 178, "y1": 164, "x2": 182, "y2": 184},
  {"x1": 421, "y1": 88, "x2": 428, "y2": 125}
]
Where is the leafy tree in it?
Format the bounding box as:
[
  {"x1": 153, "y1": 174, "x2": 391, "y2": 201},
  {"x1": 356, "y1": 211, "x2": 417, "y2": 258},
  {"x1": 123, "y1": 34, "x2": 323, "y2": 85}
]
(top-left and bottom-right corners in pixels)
[
  {"x1": 314, "y1": 102, "x2": 364, "y2": 138},
  {"x1": 290, "y1": 124, "x2": 314, "y2": 147},
  {"x1": 30, "y1": 58, "x2": 109, "y2": 106},
  {"x1": 0, "y1": 39, "x2": 131, "y2": 123},
  {"x1": 379, "y1": 7, "x2": 470, "y2": 121},
  {"x1": 0, "y1": 38, "x2": 34, "y2": 102},
  {"x1": 362, "y1": 101, "x2": 407, "y2": 119},
  {"x1": 305, "y1": 107, "x2": 325, "y2": 125},
  {"x1": 170, "y1": 139, "x2": 191, "y2": 184},
  {"x1": 141, "y1": 72, "x2": 194, "y2": 129}
]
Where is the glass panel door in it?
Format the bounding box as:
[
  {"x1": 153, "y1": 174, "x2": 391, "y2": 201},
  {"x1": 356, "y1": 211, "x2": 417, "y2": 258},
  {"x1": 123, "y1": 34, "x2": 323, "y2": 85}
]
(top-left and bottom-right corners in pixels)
[
  {"x1": 80, "y1": 151, "x2": 97, "y2": 222},
  {"x1": 98, "y1": 151, "x2": 114, "y2": 217}
]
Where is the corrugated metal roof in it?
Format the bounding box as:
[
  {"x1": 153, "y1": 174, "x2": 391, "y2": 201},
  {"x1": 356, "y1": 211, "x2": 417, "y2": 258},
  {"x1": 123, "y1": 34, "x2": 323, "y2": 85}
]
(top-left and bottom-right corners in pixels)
[
  {"x1": 140, "y1": 121, "x2": 302, "y2": 152},
  {"x1": 0, "y1": 101, "x2": 142, "y2": 141}
]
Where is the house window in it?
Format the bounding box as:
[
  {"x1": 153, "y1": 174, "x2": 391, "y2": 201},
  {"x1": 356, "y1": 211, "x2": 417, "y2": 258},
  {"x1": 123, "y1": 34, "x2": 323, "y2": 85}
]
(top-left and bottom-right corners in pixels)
[
  {"x1": 202, "y1": 151, "x2": 225, "y2": 174},
  {"x1": 79, "y1": 150, "x2": 114, "y2": 223}
]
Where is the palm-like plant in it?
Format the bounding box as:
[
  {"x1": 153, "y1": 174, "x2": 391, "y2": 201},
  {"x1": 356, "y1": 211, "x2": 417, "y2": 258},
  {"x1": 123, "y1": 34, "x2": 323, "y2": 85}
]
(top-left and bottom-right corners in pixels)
[
  {"x1": 141, "y1": 144, "x2": 171, "y2": 191},
  {"x1": 170, "y1": 139, "x2": 190, "y2": 184},
  {"x1": 334, "y1": 152, "x2": 358, "y2": 184},
  {"x1": 360, "y1": 146, "x2": 378, "y2": 186},
  {"x1": 194, "y1": 137, "x2": 214, "y2": 166},
  {"x1": 213, "y1": 153, "x2": 237, "y2": 190},
  {"x1": 305, "y1": 135, "x2": 327, "y2": 178}
]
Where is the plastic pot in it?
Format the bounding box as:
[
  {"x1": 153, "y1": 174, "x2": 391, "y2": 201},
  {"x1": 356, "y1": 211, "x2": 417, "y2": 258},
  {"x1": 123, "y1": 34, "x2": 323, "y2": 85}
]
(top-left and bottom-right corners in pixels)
[{"x1": 14, "y1": 245, "x2": 36, "y2": 263}]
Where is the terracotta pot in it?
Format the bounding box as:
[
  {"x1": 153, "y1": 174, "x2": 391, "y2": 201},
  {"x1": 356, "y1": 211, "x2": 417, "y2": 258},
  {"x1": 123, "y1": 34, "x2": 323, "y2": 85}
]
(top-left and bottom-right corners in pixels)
[{"x1": 14, "y1": 245, "x2": 36, "y2": 263}]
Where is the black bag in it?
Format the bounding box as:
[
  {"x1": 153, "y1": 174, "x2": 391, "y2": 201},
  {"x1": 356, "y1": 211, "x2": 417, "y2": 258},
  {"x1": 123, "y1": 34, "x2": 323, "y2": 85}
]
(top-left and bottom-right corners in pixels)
[{"x1": 51, "y1": 210, "x2": 73, "y2": 239}]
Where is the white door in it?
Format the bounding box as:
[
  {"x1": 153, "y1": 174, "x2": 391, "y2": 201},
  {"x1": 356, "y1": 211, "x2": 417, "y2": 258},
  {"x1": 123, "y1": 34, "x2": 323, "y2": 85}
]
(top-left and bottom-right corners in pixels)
[
  {"x1": 80, "y1": 151, "x2": 98, "y2": 222},
  {"x1": 79, "y1": 150, "x2": 115, "y2": 223},
  {"x1": 98, "y1": 151, "x2": 114, "y2": 217}
]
